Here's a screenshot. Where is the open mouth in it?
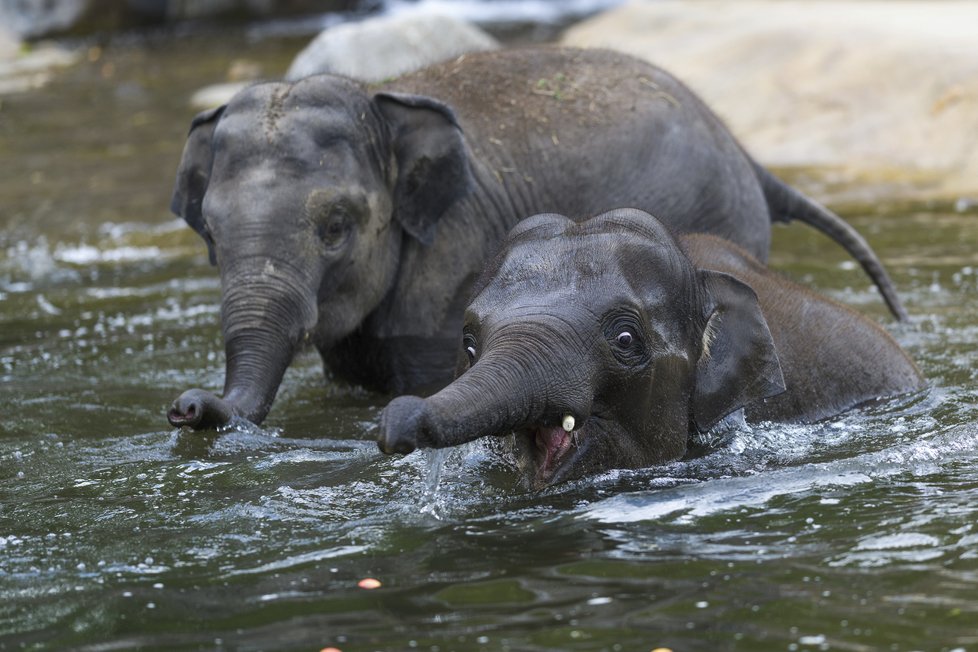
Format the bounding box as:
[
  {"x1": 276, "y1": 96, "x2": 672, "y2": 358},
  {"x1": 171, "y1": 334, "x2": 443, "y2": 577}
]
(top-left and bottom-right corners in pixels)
[{"x1": 516, "y1": 421, "x2": 583, "y2": 488}]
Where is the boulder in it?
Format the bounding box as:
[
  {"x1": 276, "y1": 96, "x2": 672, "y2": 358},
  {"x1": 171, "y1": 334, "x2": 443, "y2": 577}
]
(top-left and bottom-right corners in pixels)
[
  {"x1": 561, "y1": 1, "x2": 978, "y2": 202},
  {"x1": 190, "y1": 58, "x2": 264, "y2": 109},
  {"x1": 285, "y1": 12, "x2": 498, "y2": 82},
  {"x1": 190, "y1": 81, "x2": 253, "y2": 109},
  {"x1": 191, "y1": 13, "x2": 498, "y2": 109}
]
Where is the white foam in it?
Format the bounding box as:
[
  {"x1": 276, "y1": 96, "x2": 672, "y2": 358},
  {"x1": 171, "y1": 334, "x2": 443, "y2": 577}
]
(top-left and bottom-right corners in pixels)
[
  {"x1": 854, "y1": 532, "x2": 940, "y2": 551},
  {"x1": 229, "y1": 545, "x2": 366, "y2": 576},
  {"x1": 585, "y1": 423, "x2": 978, "y2": 525},
  {"x1": 54, "y1": 244, "x2": 169, "y2": 265},
  {"x1": 586, "y1": 465, "x2": 873, "y2": 525}
]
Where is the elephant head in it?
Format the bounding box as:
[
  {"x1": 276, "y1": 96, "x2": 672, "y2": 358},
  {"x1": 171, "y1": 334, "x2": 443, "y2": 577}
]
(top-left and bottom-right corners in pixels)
[
  {"x1": 377, "y1": 209, "x2": 786, "y2": 488},
  {"x1": 167, "y1": 76, "x2": 472, "y2": 429}
]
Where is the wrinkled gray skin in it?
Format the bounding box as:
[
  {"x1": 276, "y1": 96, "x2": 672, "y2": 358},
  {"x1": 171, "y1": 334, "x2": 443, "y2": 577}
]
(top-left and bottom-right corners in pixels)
[
  {"x1": 167, "y1": 47, "x2": 907, "y2": 430},
  {"x1": 377, "y1": 209, "x2": 925, "y2": 489}
]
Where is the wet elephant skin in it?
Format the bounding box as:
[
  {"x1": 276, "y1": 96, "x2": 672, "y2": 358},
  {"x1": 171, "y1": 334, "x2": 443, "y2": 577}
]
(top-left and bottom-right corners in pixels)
[
  {"x1": 377, "y1": 209, "x2": 925, "y2": 489},
  {"x1": 166, "y1": 47, "x2": 906, "y2": 430}
]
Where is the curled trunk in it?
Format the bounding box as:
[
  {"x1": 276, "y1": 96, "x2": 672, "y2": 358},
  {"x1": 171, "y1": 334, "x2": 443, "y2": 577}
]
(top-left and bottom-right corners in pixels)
[
  {"x1": 168, "y1": 258, "x2": 318, "y2": 430},
  {"x1": 378, "y1": 335, "x2": 593, "y2": 454}
]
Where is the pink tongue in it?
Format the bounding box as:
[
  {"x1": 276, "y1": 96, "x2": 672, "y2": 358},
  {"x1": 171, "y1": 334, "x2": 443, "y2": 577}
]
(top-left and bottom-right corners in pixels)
[{"x1": 536, "y1": 426, "x2": 570, "y2": 469}]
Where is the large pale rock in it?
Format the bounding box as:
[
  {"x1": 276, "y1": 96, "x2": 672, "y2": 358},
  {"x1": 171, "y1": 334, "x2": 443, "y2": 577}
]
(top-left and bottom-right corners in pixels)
[
  {"x1": 190, "y1": 81, "x2": 252, "y2": 109},
  {"x1": 561, "y1": 1, "x2": 978, "y2": 201},
  {"x1": 192, "y1": 13, "x2": 499, "y2": 109},
  {"x1": 285, "y1": 13, "x2": 499, "y2": 82}
]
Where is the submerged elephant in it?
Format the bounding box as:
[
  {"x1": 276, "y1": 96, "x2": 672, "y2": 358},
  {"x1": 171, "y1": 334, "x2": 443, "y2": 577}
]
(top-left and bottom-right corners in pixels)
[
  {"x1": 377, "y1": 209, "x2": 925, "y2": 488},
  {"x1": 167, "y1": 47, "x2": 907, "y2": 431}
]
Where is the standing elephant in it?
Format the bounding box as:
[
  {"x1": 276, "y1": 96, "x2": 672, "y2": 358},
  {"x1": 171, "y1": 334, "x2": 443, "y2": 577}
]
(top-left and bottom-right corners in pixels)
[
  {"x1": 166, "y1": 47, "x2": 907, "y2": 431},
  {"x1": 377, "y1": 209, "x2": 925, "y2": 489}
]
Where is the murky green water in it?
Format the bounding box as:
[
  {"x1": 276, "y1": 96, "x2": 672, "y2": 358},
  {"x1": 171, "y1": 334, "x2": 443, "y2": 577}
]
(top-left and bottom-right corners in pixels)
[{"x1": 2, "y1": 30, "x2": 978, "y2": 652}]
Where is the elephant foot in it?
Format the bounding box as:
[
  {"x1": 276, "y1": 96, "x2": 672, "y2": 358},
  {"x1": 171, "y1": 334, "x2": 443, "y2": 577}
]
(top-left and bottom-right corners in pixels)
[{"x1": 167, "y1": 388, "x2": 235, "y2": 430}]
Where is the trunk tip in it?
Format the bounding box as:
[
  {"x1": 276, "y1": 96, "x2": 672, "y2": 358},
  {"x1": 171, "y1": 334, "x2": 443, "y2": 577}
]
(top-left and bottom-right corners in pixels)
[
  {"x1": 167, "y1": 388, "x2": 234, "y2": 431},
  {"x1": 378, "y1": 395, "x2": 429, "y2": 455}
]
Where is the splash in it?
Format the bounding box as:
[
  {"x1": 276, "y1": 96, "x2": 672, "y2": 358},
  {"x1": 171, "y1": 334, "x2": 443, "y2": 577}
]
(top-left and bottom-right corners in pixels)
[
  {"x1": 54, "y1": 243, "x2": 169, "y2": 265},
  {"x1": 0, "y1": 238, "x2": 80, "y2": 290},
  {"x1": 418, "y1": 447, "x2": 461, "y2": 519},
  {"x1": 585, "y1": 420, "x2": 978, "y2": 525}
]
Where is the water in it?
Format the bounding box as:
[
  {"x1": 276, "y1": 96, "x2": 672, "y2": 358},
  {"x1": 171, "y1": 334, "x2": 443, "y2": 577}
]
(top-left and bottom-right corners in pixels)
[{"x1": 2, "y1": 25, "x2": 978, "y2": 652}]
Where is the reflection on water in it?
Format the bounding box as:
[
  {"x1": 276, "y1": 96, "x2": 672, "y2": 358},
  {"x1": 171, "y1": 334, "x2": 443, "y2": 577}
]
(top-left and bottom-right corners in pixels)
[{"x1": 1, "y1": 25, "x2": 977, "y2": 652}]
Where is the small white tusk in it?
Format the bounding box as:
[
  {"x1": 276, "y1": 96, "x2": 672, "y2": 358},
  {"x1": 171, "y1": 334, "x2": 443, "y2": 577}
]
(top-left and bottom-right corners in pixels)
[{"x1": 562, "y1": 414, "x2": 575, "y2": 432}]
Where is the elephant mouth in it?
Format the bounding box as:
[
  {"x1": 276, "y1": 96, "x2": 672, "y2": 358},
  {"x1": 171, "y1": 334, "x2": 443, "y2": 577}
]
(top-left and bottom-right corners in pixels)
[{"x1": 516, "y1": 421, "x2": 585, "y2": 489}]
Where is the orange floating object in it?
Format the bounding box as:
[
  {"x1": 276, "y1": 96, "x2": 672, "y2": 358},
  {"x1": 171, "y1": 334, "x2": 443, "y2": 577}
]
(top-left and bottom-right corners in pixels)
[
  {"x1": 357, "y1": 577, "x2": 382, "y2": 590},
  {"x1": 320, "y1": 648, "x2": 342, "y2": 652}
]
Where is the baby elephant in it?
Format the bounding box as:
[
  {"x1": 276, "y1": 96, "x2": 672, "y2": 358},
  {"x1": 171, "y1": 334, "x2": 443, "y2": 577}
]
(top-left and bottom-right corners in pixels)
[{"x1": 377, "y1": 209, "x2": 924, "y2": 489}]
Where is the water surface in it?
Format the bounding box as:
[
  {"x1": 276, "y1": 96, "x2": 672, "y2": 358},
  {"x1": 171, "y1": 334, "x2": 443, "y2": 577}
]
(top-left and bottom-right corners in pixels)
[{"x1": 1, "y1": 28, "x2": 977, "y2": 652}]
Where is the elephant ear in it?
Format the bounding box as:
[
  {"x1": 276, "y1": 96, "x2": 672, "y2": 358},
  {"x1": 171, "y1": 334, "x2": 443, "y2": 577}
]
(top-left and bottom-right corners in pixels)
[
  {"x1": 171, "y1": 105, "x2": 225, "y2": 266},
  {"x1": 692, "y1": 270, "x2": 786, "y2": 432},
  {"x1": 374, "y1": 92, "x2": 473, "y2": 246}
]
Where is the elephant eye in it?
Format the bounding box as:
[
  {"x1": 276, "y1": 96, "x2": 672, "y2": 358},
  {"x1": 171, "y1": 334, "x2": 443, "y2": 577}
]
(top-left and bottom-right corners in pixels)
[
  {"x1": 317, "y1": 210, "x2": 353, "y2": 248},
  {"x1": 463, "y1": 333, "x2": 478, "y2": 364},
  {"x1": 603, "y1": 312, "x2": 649, "y2": 367}
]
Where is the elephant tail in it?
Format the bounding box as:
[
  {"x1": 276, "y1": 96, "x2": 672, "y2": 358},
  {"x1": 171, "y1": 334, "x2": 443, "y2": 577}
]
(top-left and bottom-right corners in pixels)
[{"x1": 755, "y1": 162, "x2": 909, "y2": 321}]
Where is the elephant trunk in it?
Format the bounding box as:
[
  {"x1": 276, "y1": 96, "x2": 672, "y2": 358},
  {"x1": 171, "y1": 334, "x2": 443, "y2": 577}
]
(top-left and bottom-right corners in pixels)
[
  {"x1": 168, "y1": 257, "x2": 319, "y2": 430},
  {"x1": 378, "y1": 324, "x2": 594, "y2": 454}
]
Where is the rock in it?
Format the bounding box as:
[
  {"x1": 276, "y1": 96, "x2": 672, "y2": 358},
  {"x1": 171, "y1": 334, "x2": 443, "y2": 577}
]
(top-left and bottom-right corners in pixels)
[
  {"x1": 189, "y1": 58, "x2": 265, "y2": 110},
  {"x1": 561, "y1": 1, "x2": 978, "y2": 202},
  {"x1": 190, "y1": 81, "x2": 252, "y2": 110},
  {"x1": 191, "y1": 13, "x2": 498, "y2": 109},
  {"x1": 285, "y1": 13, "x2": 499, "y2": 82}
]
